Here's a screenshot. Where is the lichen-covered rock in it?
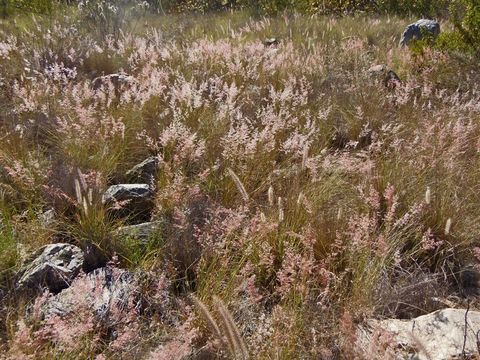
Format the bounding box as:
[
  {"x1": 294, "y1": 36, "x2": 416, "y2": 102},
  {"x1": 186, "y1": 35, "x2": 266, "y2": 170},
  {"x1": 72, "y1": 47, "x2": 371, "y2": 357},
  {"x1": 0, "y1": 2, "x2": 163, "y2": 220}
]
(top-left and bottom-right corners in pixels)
[
  {"x1": 400, "y1": 19, "x2": 440, "y2": 47},
  {"x1": 102, "y1": 184, "x2": 154, "y2": 221},
  {"x1": 17, "y1": 243, "x2": 84, "y2": 293},
  {"x1": 358, "y1": 308, "x2": 480, "y2": 360},
  {"x1": 125, "y1": 157, "x2": 160, "y2": 183}
]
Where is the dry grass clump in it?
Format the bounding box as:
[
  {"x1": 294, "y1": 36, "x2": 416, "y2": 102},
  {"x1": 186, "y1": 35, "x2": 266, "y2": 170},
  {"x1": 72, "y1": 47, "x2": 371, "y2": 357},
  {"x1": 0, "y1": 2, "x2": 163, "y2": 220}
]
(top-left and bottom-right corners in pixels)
[{"x1": 0, "y1": 6, "x2": 479, "y2": 359}]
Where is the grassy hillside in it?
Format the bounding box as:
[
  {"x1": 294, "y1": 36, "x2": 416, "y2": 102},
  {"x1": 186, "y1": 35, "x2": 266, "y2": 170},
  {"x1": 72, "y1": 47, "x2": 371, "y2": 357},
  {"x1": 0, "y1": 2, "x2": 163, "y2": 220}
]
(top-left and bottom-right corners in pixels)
[{"x1": 0, "y1": 6, "x2": 479, "y2": 359}]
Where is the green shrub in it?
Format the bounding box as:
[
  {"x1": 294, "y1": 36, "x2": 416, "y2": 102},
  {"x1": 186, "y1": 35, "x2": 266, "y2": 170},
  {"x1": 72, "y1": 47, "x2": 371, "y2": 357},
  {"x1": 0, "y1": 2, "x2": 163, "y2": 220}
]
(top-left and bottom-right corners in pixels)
[
  {"x1": 431, "y1": 0, "x2": 480, "y2": 55},
  {"x1": 436, "y1": 30, "x2": 474, "y2": 54},
  {"x1": 449, "y1": 0, "x2": 480, "y2": 52},
  {"x1": 377, "y1": 0, "x2": 450, "y2": 17},
  {"x1": 0, "y1": 0, "x2": 454, "y2": 17},
  {"x1": 1, "y1": 0, "x2": 57, "y2": 16}
]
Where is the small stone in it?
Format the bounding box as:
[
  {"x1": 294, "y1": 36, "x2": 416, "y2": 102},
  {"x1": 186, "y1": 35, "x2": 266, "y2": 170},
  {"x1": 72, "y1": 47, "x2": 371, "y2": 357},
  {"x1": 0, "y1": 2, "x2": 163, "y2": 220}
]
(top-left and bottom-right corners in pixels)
[
  {"x1": 102, "y1": 184, "x2": 154, "y2": 221},
  {"x1": 367, "y1": 64, "x2": 401, "y2": 89},
  {"x1": 125, "y1": 157, "x2": 160, "y2": 183},
  {"x1": 367, "y1": 64, "x2": 388, "y2": 74},
  {"x1": 17, "y1": 243, "x2": 84, "y2": 293},
  {"x1": 264, "y1": 38, "x2": 279, "y2": 47},
  {"x1": 38, "y1": 208, "x2": 56, "y2": 227},
  {"x1": 92, "y1": 72, "x2": 136, "y2": 91},
  {"x1": 102, "y1": 184, "x2": 152, "y2": 203},
  {"x1": 399, "y1": 19, "x2": 440, "y2": 47},
  {"x1": 384, "y1": 70, "x2": 401, "y2": 89},
  {"x1": 459, "y1": 265, "x2": 480, "y2": 296},
  {"x1": 114, "y1": 221, "x2": 164, "y2": 243}
]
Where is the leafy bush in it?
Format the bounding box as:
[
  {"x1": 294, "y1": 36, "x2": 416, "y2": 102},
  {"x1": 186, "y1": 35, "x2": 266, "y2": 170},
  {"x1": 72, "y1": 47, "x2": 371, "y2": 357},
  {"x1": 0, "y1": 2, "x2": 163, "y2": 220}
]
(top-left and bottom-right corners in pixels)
[
  {"x1": 0, "y1": 0, "x2": 455, "y2": 17},
  {"x1": 448, "y1": 0, "x2": 480, "y2": 52},
  {"x1": 0, "y1": 0, "x2": 57, "y2": 16},
  {"x1": 97, "y1": 0, "x2": 450, "y2": 16},
  {"x1": 377, "y1": 0, "x2": 450, "y2": 17}
]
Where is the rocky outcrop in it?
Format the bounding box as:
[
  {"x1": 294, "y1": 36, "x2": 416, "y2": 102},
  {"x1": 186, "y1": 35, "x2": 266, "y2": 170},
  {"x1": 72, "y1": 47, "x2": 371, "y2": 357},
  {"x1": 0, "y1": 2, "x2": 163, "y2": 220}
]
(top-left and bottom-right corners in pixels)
[
  {"x1": 400, "y1": 19, "x2": 440, "y2": 47},
  {"x1": 17, "y1": 243, "x2": 84, "y2": 293},
  {"x1": 102, "y1": 184, "x2": 154, "y2": 221},
  {"x1": 358, "y1": 308, "x2": 480, "y2": 360}
]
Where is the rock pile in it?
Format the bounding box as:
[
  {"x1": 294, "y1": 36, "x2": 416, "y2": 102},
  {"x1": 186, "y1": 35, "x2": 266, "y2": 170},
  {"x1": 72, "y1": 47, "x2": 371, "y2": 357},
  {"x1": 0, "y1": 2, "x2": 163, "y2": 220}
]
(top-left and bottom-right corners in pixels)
[{"x1": 17, "y1": 157, "x2": 162, "y2": 294}]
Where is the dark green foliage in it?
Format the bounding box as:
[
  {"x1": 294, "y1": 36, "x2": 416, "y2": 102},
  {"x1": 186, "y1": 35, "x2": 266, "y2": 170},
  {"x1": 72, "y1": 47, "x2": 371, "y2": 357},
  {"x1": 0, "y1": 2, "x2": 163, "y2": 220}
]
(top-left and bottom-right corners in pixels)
[
  {"x1": 156, "y1": 0, "x2": 451, "y2": 16},
  {"x1": 158, "y1": 0, "x2": 451, "y2": 16},
  {"x1": 1, "y1": 0, "x2": 57, "y2": 16},
  {"x1": 377, "y1": 0, "x2": 451, "y2": 17},
  {"x1": 0, "y1": 0, "x2": 453, "y2": 17},
  {"x1": 449, "y1": 0, "x2": 480, "y2": 50},
  {"x1": 431, "y1": 0, "x2": 480, "y2": 55}
]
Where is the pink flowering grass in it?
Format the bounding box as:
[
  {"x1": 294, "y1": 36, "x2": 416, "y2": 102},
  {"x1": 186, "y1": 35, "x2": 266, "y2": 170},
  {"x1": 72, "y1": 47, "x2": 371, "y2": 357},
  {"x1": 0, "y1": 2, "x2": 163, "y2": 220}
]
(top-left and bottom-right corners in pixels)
[{"x1": 0, "y1": 7, "x2": 479, "y2": 359}]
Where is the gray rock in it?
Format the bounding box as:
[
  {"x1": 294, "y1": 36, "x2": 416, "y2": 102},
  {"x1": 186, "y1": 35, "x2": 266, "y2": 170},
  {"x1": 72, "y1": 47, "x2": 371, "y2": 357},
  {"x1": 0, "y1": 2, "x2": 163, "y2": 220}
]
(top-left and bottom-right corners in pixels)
[
  {"x1": 384, "y1": 70, "x2": 401, "y2": 89},
  {"x1": 92, "y1": 72, "x2": 136, "y2": 91},
  {"x1": 358, "y1": 308, "x2": 480, "y2": 360},
  {"x1": 38, "y1": 208, "x2": 56, "y2": 227},
  {"x1": 400, "y1": 19, "x2": 440, "y2": 47},
  {"x1": 102, "y1": 184, "x2": 152, "y2": 203},
  {"x1": 102, "y1": 184, "x2": 154, "y2": 220},
  {"x1": 367, "y1": 64, "x2": 401, "y2": 89},
  {"x1": 114, "y1": 221, "x2": 164, "y2": 243},
  {"x1": 368, "y1": 64, "x2": 388, "y2": 74},
  {"x1": 17, "y1": 243, "x2": 84, "y2": 293},
  {"x1": 44, "y1": 266, "x2": 138, "y2": 324},
  {"x1": 264, "y1": 38, "x2": 279, "y2": 47},
  {"x1": 82, "y1": 242, "x2": 109, "y2": 272},
  {"x1": 459, "y1": 265, "x2": 480, "y2": 296},
  {"x1": 125, "y1": 157, "x2": 160, "y2": 183}
]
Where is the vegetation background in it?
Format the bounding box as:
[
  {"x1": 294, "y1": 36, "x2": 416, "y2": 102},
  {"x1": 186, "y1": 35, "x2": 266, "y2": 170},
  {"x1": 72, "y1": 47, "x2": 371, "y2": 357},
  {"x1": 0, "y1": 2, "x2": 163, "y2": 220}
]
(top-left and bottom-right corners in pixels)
[{"x1": 0, "y1": 0, "x2": 479, "y2": 359}]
